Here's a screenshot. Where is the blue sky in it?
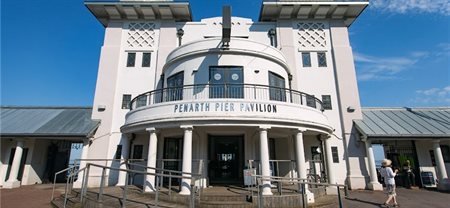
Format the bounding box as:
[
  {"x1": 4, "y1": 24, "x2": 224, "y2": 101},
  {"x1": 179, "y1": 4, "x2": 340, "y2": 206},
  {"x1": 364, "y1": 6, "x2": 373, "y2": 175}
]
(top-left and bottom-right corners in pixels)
[{"x1": 1, "y1": 0, "x2": 449, "y2": 107}]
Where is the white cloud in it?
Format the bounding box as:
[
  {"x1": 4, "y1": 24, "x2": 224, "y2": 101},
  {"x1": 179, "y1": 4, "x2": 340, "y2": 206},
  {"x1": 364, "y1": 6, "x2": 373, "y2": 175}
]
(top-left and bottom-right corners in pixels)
[
  {"x1": 413, "y1": 86, "x2": 450, "y2": 104},
  {"x1": 354, "y1": 52, "x2": 426, "y2": 81},
  {"x1": 370, "y1": 0, "x2": 450, "y2": 15}
]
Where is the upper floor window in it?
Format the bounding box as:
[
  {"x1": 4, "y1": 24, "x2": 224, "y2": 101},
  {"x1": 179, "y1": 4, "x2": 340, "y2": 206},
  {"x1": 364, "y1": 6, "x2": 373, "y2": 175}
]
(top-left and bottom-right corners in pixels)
[
  {"x1": 126, "y1": 52, "x2": 136, "y2": 67},
  {"x1": 209, "y1": 66, "x2": 243, "y2": 99},
  {"x1": 167, "y1": 72, "x2": 184, "y2": 101},
  {"x1": 142, "y1": 53, "x2": 151, "y2": 67},
  {"x1": 322, "y1": 95, "x2": 332, "y2": 110},
  {"x1": 302, "y1": 52, "x2": 311, "y2": 67},
  {"x1": 331, "y1": 146, "x2": 339, "y2": 163},
  {"x1": 268, "y1": 72, "x2": 286, "y2": 101},
  {"x1": 306, "y1": 95, "x2": 316, "y2": 108},
  {"x1": 136, "y1": 96, "x2": 147, "y2": 108},
  {"x1": 122, "y1": 94, "x2": 132, "y2": 109},
  {"x1": 317, "y1": 52, "x2": 327, "y2": 67}
]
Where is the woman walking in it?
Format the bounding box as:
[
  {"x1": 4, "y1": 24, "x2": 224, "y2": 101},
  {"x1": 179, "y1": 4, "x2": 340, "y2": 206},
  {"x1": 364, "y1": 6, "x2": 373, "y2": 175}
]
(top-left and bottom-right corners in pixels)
[{"x1": 380, "y1": 159, "x2": 399, "y2": 207}]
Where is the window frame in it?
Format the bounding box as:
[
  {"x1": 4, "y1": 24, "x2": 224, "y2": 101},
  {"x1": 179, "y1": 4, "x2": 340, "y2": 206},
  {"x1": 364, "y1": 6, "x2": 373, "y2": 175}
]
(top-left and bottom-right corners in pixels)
[
  {"x1": 121, "y1": 94, "x2": 132, "y2": 109},
  {"x1": 126, "y1": 52, "x2": 136, "y2": 67},
  {"x1": 302, "y1": 52, "x2": 312, "y2": 67},
  {"x1": 142, "y1": 52, "x2": 151, "y2": 67},
  {"x1": 317, "y1": 52, "x2": 327, "y2": 67},
  {"x1": 331, "y1": 146, "x2": 339, "y2": 163},
  {"x1": 322, "y1": 95, "x2": 332, "y2": 110},
  {"x1": 166, "y1": 71, "x2": 184, "y2": 101},
  {"x1": 306, "y1": 95, "x2": 317, "y2": 108},
  {"x1": 268, "y1": 71, "x2": 286, "y2": 102}
]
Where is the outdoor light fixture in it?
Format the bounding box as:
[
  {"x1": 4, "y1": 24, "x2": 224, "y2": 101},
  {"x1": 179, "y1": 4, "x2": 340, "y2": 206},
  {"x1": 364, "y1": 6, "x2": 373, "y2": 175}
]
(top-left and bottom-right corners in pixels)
[
  {"x1": 347, "y1": 106, "x2": 355, "y2": 112},
  {"x1": 268, "y1": 28, "x2": 277, "y2": 47},
  {"x1": 177, "y1": 28, "x2": 184, "y2": 46}
]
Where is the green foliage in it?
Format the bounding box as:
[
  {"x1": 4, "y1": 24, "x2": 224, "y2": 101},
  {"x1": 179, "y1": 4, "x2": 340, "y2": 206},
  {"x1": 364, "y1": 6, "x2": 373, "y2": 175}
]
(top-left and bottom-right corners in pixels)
[{"x1": 398, "y1": 154, "x2": 415, "y2": 171}]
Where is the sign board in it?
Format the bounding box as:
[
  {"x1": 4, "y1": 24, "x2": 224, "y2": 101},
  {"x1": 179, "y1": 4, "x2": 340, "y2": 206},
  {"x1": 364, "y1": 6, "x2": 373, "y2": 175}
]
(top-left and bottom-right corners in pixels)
[{"x1": 243, "y1": 168, "x2": 256, "y2": 186}]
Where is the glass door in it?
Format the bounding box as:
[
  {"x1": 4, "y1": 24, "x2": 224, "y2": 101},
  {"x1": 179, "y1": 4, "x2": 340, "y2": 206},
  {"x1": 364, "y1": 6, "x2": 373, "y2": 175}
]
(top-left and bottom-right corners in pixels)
[{"x1": 209, "y1": 66, "x2": 244, "y2": 98}]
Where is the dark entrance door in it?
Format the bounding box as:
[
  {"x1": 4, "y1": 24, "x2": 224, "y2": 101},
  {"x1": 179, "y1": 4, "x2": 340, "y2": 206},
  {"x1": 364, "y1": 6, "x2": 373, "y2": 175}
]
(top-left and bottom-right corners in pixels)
[
  {"x1": 208, "y1": 135, "x2": 244, "y2": 184},
  {"x1": 163, "y1": 137, "x2": 183, "y2": 185}
]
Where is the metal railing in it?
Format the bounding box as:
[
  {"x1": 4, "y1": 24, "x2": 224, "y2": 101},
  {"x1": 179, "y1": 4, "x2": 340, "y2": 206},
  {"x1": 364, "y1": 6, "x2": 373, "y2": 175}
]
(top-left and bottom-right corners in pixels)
[
  {"x1": 51, "y1": 159, "x2": 203, "y2": 208},
  {"x1": 252, "y1": 174, "x2": 348, "y2": 208},
  {"x1": 263, "y1": 0, "x2": 368, "y2": 2},
  {"x1": 130, "y1": 83, "x2": 324, "y2": 111}
]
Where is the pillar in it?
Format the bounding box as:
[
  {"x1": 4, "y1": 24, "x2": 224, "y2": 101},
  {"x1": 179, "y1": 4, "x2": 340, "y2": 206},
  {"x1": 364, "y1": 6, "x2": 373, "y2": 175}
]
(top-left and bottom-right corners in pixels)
[
  {"x1": 364, "y1": 139, "x2": 383, "y2": 190},
  {"x1": 323, "y1": 135, "x2": 338, "y2": 195},
  {"x1": 433, "y1": 140, "x2": 450, "y2": 191},
  {"x1": 117, "y1": 136, "x2": 130, "y2": 186},
  {"x1": 259, "y1": 126, "x2": 273, "y2": 195},
  {"x1": 145, "y1": 128, "x2": 158, "y2": 192},
  {"x1": 4, "y1": 140, "x2": 24, "y2": 189},
  {"x1": 179, "y1": 125, "x2": 193, "y2": 195},
  {"x1": 294, "y1": 129, "x2": 314, "y2": 203},
  {"x1": 73, "y1": 139, "x2": 90, "y2": 188}
]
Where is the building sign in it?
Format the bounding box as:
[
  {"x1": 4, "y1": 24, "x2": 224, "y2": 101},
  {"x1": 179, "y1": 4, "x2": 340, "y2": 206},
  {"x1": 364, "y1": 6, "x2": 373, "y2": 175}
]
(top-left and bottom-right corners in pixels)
[{"x1": 173, "y1": 102, "x2": 277, "y2": 113}]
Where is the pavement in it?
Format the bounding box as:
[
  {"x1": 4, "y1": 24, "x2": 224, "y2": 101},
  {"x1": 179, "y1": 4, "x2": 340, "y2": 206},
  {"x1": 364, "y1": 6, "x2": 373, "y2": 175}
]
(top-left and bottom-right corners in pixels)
[{"x1": 1, "y1": 185, "x2": 449, "y2": 208}]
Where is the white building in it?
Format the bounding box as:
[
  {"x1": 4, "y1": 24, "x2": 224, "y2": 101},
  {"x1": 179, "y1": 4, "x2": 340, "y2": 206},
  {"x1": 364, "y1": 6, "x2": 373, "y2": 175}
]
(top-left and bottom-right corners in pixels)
[{"x1": 1, "y1": 0, "x2": 449, "y2": 198}]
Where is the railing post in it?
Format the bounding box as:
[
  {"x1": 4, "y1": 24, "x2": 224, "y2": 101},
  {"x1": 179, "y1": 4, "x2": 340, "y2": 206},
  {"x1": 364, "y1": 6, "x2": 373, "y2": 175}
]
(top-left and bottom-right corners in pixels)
[
  {"x1": 337, "y1": 185, "x2": 343, "y2": 208},
  {"x1": 122, "y1": 172, "x2": 128, "y2": 208},
  {"x1": 98, "y1": 167, "x2": 106, "y2": 202},
  {"x1": 155, "y1": 175, "x2": 159, "y2": 208},
  {"x1": 169, "y1": 172, "x2": 172, "y2": 199},
  {"x1": 190, "y1": 184, "x2": 195, "y2": 208},
  {"x1": 258, "y1": 184, "x2": 263, "y2": 208},
  {"x1": 301, "y1": 183, "x2": 308, "y2": 208},
  {"x1": 63, "y1": 169, "x2": 70, "y2": 208},
  {"x1": 81, "y1": 164, "x2": 90, "y2": 205}
]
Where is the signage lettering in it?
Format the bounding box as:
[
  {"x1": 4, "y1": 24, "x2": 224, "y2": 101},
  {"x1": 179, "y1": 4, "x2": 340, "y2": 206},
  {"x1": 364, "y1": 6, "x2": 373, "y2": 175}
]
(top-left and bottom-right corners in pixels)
[{"x1": 174, "y1": 102, "x2": 277, "y2": 113}]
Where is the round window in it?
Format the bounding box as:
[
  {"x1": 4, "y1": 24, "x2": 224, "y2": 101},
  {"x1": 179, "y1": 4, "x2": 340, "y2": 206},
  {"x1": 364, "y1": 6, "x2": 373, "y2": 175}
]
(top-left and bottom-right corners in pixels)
[
  {"x1": 231, "y1": 73, "x2": 239, "y2": 81},
  {"x1": 214, "y1": 73, "x2": 222, "y2": 80}
]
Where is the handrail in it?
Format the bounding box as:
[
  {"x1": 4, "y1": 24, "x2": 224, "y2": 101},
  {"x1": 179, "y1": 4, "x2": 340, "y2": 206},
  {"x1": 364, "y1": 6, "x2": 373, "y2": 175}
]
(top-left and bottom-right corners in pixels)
[
  {"x1": 51, "y1": 166, "x2": 76, "y2": 201},
  {"x1": 251, "y1": 174, "x2": 348, "y2": 208},
  {"x1": 129, "y1": 83, "x2": 324, "y2": 111},
  {"x1": 127, "y1": 161, "x2": 202, "y2": 177}
]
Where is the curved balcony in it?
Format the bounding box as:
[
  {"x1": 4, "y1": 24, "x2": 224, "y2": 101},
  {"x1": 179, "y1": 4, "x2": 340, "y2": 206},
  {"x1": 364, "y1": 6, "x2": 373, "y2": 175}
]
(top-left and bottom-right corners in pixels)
[
  {"x1": 130, "y1": 84, "x2": 323, "y2": 111},
  {"x1": 123, "y1": 84, "x2": 332, "y2": 133}
]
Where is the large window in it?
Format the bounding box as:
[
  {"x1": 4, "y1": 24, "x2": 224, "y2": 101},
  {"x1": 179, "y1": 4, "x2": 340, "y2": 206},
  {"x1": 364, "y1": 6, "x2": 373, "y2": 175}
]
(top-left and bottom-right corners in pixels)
[
  {"x1": 269, "y1": 72, "x2": 286, "y2": 101},
  {"x1": 166, "y1": 72, "x2": 184, "y2": 101},
  {"x1": 306, "y1": 95, "x2": 316, "y2": 108},
  {"x1": 136, "y1": 96, "x2": 147, "y2": 108},
  {"x1": 209, "y1": 66, "x2": 243, "y2": 98}
]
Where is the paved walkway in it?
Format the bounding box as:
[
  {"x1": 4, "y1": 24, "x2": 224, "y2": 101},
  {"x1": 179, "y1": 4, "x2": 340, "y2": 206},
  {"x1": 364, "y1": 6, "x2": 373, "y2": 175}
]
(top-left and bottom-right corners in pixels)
[
  {"x1": 1, "y1": 185, "x2": 449, "y2": 207},
  {"x1": 318, "y1": 188, "x2": 450, "y2": 208}
]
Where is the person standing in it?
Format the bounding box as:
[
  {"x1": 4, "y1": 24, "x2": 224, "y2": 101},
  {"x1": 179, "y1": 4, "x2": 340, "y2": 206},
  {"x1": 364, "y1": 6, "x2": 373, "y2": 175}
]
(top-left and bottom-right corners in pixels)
[
  {"x1": 380, "y1": 159, "x2": 399, "y2": 207},
  {"x1": 402, "y1": 160, "x2": 415, "y2": 188}
]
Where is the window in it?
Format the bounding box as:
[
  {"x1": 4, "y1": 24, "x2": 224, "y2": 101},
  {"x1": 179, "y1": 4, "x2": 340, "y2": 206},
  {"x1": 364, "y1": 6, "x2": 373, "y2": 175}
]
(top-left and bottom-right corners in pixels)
[
  {"x1": 132, "y1": 145, "x2": 143, "y2": 159},
  {"x1": 167, "y1": 72, "x2": 184, "y2": 101},
  {"x1": 441, "y1": 145, "x2": 450, "y2": 163},
  {"x1": 209, "y1": 66, "x2": 243, "y2": 99},
  {"x1": 136, "y1": 96, "x2": 147, "y2": 108},
  {"x1": 269, "y1": 72, "x2": 286, "y2": 101},
  {"x1": 317, "y1": 52, "x2": 327, "y2": 67},
  {"x1": 429, "y1": 150, "x2": 436, "y2": 166},
  {"x1": 122, "y1": 94, "x2": 132, "y2": 109},
  {"x1": 115, "y1": 145, "x2": 122, "y2": 159},
  {"x1": 126, "y1": 53, "x2": 136, "y2": 67},
  {"x1": 331, "y1": 146, "x2": 339, "y2": 163},
  {"x1": 302, "y1": 52, "x2": 311, "y2": 67},
  {"x1": 142, "y1": 53, "x2": 151, "y2": 67},
  {"x1": 306, "y1": 95, "x2": 316, "y2": 108},
  {"x1": 322, "y1": 95, "x2": 332, "y2": 110}
]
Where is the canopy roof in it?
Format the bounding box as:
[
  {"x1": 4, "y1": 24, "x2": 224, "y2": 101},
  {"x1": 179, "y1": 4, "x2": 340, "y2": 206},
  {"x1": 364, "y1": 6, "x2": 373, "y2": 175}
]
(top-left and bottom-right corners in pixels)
[
  {"x1": 0, "y1": 106, "x2": 100, "y2": 138},
  {"x1": 354, "y1": 107, "x2": 450, "y2": 139}
]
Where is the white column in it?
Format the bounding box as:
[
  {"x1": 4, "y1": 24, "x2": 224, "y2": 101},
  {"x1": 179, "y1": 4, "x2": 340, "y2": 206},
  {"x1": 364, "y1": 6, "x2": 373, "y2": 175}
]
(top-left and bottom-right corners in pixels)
[
  {"x1": 117, "y1": 136, "x2": 130, "y2": 186},
  {"x1": 294, "y1": 129, "x2": 314, "y2": 203},
  {"x1": 145, "y1": 128, "x2": 158, "y2": 192},
  {"x1": 433, "y1": 140, "x2": 450, "y2": 191},
  {"x1": 364, "y1": 139, "x2": 383, "y2": 190},
  {"x1": 323, "y1": 135, "x2": 335, "y2": 184},
  {"x1": 179, "y1": 125, "x2": 193, "y2": 195},
  {"x1": 259, "y1": 126, "x2": 272, "y2": 195},
  {"x1": 4, "y1": 140, "x2": 24, "y2": 189},
  {"x1": 73, "y1": 139, "x2": 90, "y2": 188}
]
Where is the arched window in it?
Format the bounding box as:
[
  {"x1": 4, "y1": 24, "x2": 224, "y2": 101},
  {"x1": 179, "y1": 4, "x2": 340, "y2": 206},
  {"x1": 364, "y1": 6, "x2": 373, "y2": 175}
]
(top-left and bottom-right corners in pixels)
[
  {"x1": 268, "y1": 72, "x2": 286, "y2": 101},
  {"x1": 166, "y1": 71, "x2": 184, "y2": 101}
]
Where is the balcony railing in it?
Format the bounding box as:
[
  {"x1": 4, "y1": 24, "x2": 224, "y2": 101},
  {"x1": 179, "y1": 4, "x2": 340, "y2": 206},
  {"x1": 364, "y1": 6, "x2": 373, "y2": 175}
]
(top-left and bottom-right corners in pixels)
[{"x1": 129, "y1": 84, "x2": 324, "y2": 111}]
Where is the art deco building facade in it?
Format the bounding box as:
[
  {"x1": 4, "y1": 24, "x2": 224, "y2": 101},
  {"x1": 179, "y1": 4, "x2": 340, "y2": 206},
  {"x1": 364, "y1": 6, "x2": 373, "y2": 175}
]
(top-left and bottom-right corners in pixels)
[{"x1": 79, "y1": 0, "x2": 373, "y2": 199}]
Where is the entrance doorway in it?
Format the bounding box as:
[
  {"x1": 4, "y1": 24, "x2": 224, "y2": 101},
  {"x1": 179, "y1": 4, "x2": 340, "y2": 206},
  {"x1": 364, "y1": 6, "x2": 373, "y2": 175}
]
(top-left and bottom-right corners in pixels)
[
  {"x1": 208, "y1": 135, "x2": 244, "y2": 185},
  {"x1": 163, "y1": 137, "x2": 183, "y2": 185}
]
